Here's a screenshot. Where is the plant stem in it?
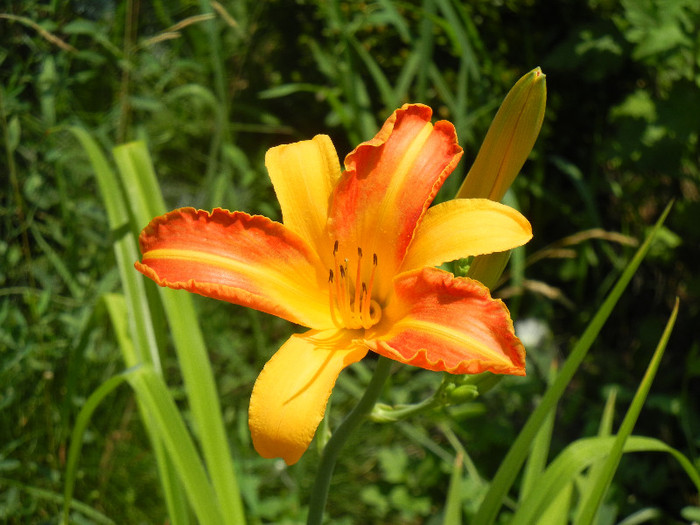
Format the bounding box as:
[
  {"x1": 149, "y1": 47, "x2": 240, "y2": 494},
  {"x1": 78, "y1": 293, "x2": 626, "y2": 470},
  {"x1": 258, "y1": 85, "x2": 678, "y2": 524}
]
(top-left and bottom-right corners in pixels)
[{"x1": 306, "y1": 356, "x2": 393, "y2": 525}]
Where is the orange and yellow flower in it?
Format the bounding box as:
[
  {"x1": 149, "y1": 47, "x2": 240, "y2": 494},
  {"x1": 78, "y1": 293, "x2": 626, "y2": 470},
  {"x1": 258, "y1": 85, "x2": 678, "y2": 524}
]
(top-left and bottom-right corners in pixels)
[{"x1": 136, "y1": 103, "x2": 533, "y2": 465}]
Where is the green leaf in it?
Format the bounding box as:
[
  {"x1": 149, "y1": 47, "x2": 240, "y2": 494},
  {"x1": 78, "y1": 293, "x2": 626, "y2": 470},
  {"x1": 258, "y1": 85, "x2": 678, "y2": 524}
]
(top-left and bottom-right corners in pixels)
[
  {"x1": 113, "y1": 141, "x2": 246, "y2": 525},
  {"x1": 62, "y1": 368, "x2": 128, "y2": 524},
  {"x1": 575, "y1": 298, "x2": 681, "y2": 525},
  {"x1": 442, "y1": 453, "x2": 463, "y2": 525},
  {"x1": 69, "y1": 128, "x2": 186, "y2": 523},
  {"x1": 7, "y1": 115, "x2": 20, "y2": 152},
  {"x1": 126, "y1": 366, "x2": 225, "y2": 525},
  {"x1": 511, "y1": 435, "x2": 699, "y2": 525}
]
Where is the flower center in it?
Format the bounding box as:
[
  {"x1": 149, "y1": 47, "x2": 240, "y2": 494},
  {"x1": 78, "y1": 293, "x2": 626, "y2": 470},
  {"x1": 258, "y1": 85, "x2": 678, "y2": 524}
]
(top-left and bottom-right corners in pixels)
[{"x1": 328, "y1": 241, "x2": 381, "y2": 330}]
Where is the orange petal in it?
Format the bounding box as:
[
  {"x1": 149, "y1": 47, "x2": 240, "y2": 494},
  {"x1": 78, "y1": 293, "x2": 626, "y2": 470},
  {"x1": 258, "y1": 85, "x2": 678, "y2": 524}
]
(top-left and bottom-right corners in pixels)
[
  {"x1": 400, "y1": 198, "x2": 532, "y2": 272},
  {"x1": 135, "y1": 207, "x2": 333, "y2": 329},
  {"x1": 328, "y1": 104, "x2": 463, "y2": 301},
  {"x1": 248, "y1": 329, "x2": 368, "y2": 465},
  {"x1": 366, "y1": 268, "x2": 525, "y2": 376},
  {"x1": 265, "y1": 135, "x2": 341, "y2": 257}
]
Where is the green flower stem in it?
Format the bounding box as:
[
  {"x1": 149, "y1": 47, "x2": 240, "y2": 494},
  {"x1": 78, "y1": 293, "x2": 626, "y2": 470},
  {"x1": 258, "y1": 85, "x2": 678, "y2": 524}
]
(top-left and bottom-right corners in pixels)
[
  {"x1": 307, "y1": 356, "x2": 393, "y2": 525},
  {"x1": 371, "y1": 395, "x2": 442, "y2": 422}
]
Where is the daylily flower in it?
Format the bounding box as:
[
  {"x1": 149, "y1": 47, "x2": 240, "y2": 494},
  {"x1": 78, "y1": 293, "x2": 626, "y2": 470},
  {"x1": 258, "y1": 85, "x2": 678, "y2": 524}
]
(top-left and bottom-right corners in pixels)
[{"x1": 135, "y1": 104, "x2": 532, "y2": 465}]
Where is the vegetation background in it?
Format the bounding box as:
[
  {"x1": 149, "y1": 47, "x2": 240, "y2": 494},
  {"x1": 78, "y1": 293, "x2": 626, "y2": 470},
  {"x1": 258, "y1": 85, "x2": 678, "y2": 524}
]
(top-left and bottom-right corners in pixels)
[{"x1": 1, "y1": 0, "x2": 698, "y2": 523}]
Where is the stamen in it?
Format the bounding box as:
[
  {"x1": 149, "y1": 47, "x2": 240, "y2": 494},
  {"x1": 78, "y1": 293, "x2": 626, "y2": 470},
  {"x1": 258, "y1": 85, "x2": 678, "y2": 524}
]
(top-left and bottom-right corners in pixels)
[
  {"x1": 327, "y1": 244, "x2": 381, "y2": 329},
  {"x1": 361, "y1": 253, "x2": 378, "y2": 324},
  {"x1": 338, "y1": 264, "x2": 352, "y2": 326},
  {"x1": 328, "y1": 270, "x2": 341, "y2": 328},
  {"x1": 353, "y1": 248, "x2": 363, "y2": 315}
]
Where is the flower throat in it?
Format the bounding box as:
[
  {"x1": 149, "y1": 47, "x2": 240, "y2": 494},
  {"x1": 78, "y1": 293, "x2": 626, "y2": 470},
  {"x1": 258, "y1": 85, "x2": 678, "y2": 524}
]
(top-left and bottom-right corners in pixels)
[{"x1": 328, "y1": 241, "x2": 381, "y2": 330}]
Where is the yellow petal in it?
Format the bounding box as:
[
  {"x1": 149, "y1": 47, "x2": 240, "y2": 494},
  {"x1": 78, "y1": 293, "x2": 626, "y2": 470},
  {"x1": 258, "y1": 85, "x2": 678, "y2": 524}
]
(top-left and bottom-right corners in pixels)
[
  {"x1": 400, "y1": 199, "x2": 532, "y2": 272},
  {"x1": 457, "y1": 67, "x2": 546, "y2": 201},
  {"x1": 248, "y1": 330, "x2": 368, "y2": 465},
  {"x1": 265, "y1": 135, "x2": 341, "y2": 255}
]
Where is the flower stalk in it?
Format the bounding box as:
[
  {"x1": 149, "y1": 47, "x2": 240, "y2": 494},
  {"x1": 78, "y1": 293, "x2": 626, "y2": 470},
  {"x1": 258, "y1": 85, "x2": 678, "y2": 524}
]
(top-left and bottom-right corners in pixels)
[{"x1": 307, "y1": 356, "x2": 393, "y2": 525}]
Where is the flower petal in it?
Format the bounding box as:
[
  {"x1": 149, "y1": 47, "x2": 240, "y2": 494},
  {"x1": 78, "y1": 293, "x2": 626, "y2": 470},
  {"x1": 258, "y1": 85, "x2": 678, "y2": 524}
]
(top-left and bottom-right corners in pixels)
[
  {"x1": 328, "y1": 104, "x2": 463, "y2": 300},
  {"x1": 135, "y1": 207, "x2": 333, "y2": 329},
  {"x1": 265, "y1": 135, "x2": 341, "y2": 255},
  {"x1": 249, "y1": 330, "x2": 368, "y2": 465},
  {"x1": 457, "y1": 67, "x2": 546, "y2": 201},
  {"x1": 400, "y1": 198, "x2": 532, "y2": 272},
  {"x1": 366, "y1": 268, "x2": 525, "y2": 376}
]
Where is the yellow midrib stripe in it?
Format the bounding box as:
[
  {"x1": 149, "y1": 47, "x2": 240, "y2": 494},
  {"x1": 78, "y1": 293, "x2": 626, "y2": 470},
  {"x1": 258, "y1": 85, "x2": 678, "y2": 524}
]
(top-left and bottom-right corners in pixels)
[
  {"x1": 144, "y1": 248, "x2": 307, "y2": 297},
  {"x1": 390, "y1": 318, "x2": 512, "y2": 365},
  {"x1": 379, "y1": 121, "x2": 434, "y2": 219}
]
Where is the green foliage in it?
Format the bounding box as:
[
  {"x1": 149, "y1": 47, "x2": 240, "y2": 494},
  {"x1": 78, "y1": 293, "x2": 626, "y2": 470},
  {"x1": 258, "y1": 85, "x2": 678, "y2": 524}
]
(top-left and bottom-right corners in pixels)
[{"x1": 2, "y1": 0, "x2": 699, "y2": 523}]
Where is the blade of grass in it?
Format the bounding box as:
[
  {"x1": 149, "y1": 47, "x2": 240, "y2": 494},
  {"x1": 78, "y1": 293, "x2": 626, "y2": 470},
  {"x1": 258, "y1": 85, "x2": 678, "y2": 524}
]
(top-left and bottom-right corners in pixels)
[
  {"x1": 572, "y1": 387, "x2": 618, "y2": 523},
  {"x1": 414, "y1": 0, "x2": 435, "y2": 102},
  {"x1": 113, "y1": 142, "x2": 245, "y2": 525},
  {"x1": 509, "y1": 434, "x2": 699, "y2": 525},
  {"x1": 68, "y1": 127, "x2": 186, "y2": 522},
  {"x1": 347, "y1": 35, "x2": 399, "y2": 110},
  {"x1": 103, "y1": 293, "x2": 191, "y2": 525},
  {"x1": 681, "y1": 506, "x2": 700, "y2": 521},
  {"x1": 434, "y1": 0, "x2": 479, "y2": 138},
  {"x1": 434, "y1": 0, "x2": 480, "y2": 82},
  {"x1": 127, "y1": 366, "x2": 225, "y2": 524},
  {"x1": 62, "y1": 370, "x2": 128, "y2": 524},
  {"x1": 513, "y1": 300, "x2": 688, "y2": 525},
  {"x1": 394, "y1": 48, "x2": 421, "y2": 103},
  {"x1": 0, "y1": 477, "x2": 114, "y2": 525},
  {"x1": 442, "y1": 453, "x2": 463, "y2": 525},
  {"x1": 376, "y1": 0, "x2": 411, "y2": 41},
  {"x1": 473, "y1": 201, "x2": 674, "y2": 525},
  {"x1": 323, "y1": 0, "x2": 377, "y2": 140},
  {"x1": 66, "y1": 127, "x2": 162, "y2": 372},
  {"x1": 536, "y1": 481, "x2": 573, "y2": 525},
  {"x1": 196, "y1": 0, "x2": 232, "y2": 204},
  {"x1": 29, "y1": 224, "x2": 83, "y2": 300},
  {"x1": 616, "y1": 508, "x2": 663, "y2": 525},
  {"x1": 519, "y1": 363, "x2": 557, "y2": 501},
  {"x1": 575, "y1": 298, "x2": 681, "y2": 525}
]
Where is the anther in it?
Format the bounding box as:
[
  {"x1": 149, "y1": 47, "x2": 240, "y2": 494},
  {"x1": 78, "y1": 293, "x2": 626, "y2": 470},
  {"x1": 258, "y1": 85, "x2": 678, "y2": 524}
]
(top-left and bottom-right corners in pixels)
[{"x1": 327, "y1": 244, "x2": 381, "y2": 330}]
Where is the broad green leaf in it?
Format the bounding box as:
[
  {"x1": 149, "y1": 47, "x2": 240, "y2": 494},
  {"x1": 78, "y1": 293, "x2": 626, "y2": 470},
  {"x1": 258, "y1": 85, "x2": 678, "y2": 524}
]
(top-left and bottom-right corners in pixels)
[
  {"x1": 127, "y1": 366, "x2": 224, "y2": 524},
  {"x1": 113, "y1": 142, "x2": 245, "y2": 525}
]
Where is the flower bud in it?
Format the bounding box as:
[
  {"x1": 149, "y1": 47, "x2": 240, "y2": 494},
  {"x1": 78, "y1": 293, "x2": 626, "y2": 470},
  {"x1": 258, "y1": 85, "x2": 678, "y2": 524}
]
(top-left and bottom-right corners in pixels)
[{"x1": 457, "y1": 67, "x2": 546, "y2": 201}]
